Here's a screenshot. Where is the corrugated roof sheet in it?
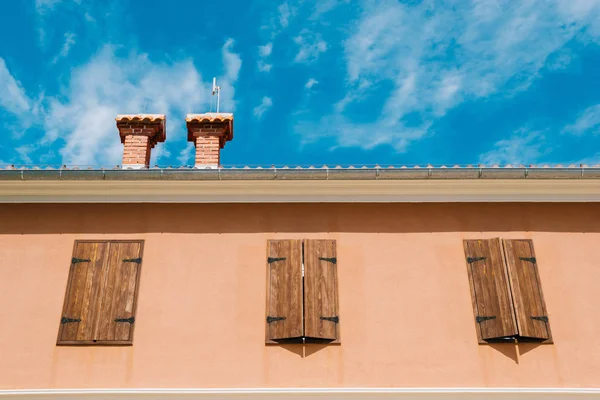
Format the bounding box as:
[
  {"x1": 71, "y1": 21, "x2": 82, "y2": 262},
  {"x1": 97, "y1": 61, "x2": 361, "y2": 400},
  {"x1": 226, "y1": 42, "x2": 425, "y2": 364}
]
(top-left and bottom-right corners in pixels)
[{"x1": 2, "y1": 165, "x2": 600, "y2": 180}]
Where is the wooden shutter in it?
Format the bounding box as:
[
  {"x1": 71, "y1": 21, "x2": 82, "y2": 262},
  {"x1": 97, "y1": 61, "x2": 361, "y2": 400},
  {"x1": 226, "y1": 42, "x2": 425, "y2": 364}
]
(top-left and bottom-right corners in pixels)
[
  {"x1": 464, "y1": 239, "x2": 518, "y2": 341},
  {"x1": 58, "y1": 241, "x2": 109, "y2": 343},
  {"x1": 58, "y1": 240, "x2": 143, "y2": 345},
  {"x1": 265, "y1": 240, "x2": 303, "y2": 342},
  {"x1": 304, "y1": 239, "x2": 339, "y2": 341},
  {"x1": 503, "y1": 239, "x2": 551, "y2": 341},
  {"x1": 94, "y1": 241, "x2": 143, "y2": 343}
]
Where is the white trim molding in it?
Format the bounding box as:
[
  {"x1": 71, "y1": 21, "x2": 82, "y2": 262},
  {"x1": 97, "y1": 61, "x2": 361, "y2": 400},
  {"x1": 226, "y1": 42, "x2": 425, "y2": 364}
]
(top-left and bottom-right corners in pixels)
[
  {"x1": 2, "y1": 179, "x2": 600, "y2": 203},
  {"x1": 1, "y1": 388, "x2": 599, "y2": 399}
]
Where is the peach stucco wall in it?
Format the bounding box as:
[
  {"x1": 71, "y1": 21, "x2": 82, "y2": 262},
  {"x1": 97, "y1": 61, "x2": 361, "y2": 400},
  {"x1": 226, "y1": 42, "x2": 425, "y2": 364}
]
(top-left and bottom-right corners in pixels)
[{"x1": 1, "y1": 203, "x2": 599, "y2": 389}]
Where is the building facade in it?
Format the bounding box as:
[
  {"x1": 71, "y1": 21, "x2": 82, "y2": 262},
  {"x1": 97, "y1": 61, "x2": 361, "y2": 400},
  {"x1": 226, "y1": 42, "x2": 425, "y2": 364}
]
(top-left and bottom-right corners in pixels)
[{"x1": 0, "y1": 114, "x2": 599, "y2": 399}]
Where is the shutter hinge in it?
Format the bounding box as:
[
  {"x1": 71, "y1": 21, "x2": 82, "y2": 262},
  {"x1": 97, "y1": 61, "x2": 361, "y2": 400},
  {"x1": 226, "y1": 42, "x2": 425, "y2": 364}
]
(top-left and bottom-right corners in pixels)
[
  {"x1": 531, "y1": 316, "x2": 548, "y2": 323},
  {"x1": 319, "y1": 257, "x2": 337, "y2": 264},
  {"x1": 267, "y1": 257, "x2": 286, "y2": 263},
  {"x1": 467, "y1": 257, "x2": 486, "y2": 263},
  {"x1": 266, "y1": 316, "x2": 286, "y2": 323},
  {"x1": 122, "y1": 257, "x2": 142, "y2": 263},
  {"x1": 61, "y1": 317, "x2": 81, "y2": 324},
  {"x1": 476, "y1": 316, "x2": 496, "y2": 323},
  {"x1": 71, "y1": 257, "x2": 91, "y2": 264},
  {"x1": 320, "y1": 316, "x2": 339, "y2": 323},
  {"x1": 519, "y1": 257, "x2": 537, "y2": 263},
  {"x1": 114, "y1": 317, "x2": 135, "y2": 323}
]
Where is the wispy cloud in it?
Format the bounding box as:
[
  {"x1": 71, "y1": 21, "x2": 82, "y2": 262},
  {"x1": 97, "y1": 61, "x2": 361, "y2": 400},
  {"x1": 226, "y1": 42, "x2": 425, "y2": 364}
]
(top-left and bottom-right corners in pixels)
[
  {"x1": 297, "y1": 0, "x2": 600, "y2": 151},
  {"x1": 305, "y1": 78, "x2": 319, "y2": 89},
  {"x1": 0, "y1": 58, "x2": 31, "y2": 116},
  {"x1": 563, "y1": 104, "x2": 600, "y2": 135},
  {"x1": 39, "y1": 39, "x2": 241, "y2": 166},
  {"x1": 259, "y1": 43, "x2": 272, "y2": 57},
  {"x1": 253, "y1": 96, "x2": 273, "y2": 119},
  {"x1": 257, "y1": 42, "x2": 273, "y2": 73},
  {"x1": 479, "y1": 128, "x2": 547, "y2": 165},
  {"x1": 294, "y1": 29, "x2": 327, "y2": 63},
  {"x1": 52, "y1": 32, "x2": 76, "y2": 64}
]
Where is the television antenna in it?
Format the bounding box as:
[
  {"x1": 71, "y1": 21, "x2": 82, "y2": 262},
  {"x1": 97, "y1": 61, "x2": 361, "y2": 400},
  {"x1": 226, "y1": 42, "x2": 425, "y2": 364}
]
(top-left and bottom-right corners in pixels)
[{"x1": 212, "y1": 77, "x2": 221, "y2": 113}]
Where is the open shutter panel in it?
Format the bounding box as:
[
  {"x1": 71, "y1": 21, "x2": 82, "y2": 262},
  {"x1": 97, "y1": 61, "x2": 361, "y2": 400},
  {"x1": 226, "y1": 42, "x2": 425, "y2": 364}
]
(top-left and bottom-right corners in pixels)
[
  {"x1": 266, "y1": 240, "x2": 303, "y2": 341},
  {"x1": 304, "y1": 239, "x2": 339, "y2": 341},
  {"x1": 503, "y1": 239, "x2": 551, "y2": 341},
  {"x1": 464, "y1": 239, "x2": 518, "y2": 341},
  {"x1": 59, "y1": 241, "x2": 109, "y2": 343},
  {"x1": 94, "y1": 241, "x2": 143, "y2": 342}
]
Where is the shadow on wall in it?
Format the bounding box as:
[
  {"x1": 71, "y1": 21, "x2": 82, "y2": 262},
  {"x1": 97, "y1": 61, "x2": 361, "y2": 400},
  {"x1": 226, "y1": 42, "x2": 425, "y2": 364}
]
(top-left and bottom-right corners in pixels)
[
  {"x1": 1, "y1": 203, "x2": 600, "y2": 234},
  {"x1": 488, "y1": 342, "x2": 545, "y2": 364}
]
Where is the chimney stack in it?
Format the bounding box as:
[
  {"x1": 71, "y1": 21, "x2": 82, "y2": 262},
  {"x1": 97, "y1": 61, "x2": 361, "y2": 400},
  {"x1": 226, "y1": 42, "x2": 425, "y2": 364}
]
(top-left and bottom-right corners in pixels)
[
  {"x1": 186, "y1": 113, "x2": 233, "y2": 168},
  {"x1": 116, "y1": 114, "x2": 166, "y2": 169}
]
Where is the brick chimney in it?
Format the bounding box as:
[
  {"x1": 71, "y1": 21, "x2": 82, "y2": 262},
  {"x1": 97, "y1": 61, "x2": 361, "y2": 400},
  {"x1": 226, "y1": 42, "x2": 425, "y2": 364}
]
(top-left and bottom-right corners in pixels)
[
  {"x1": 186, "y1": 113, "x2": 234, "y2": 168},
  {"x1": 116, "y1": 115, "x2": 166, "y2": 169}
]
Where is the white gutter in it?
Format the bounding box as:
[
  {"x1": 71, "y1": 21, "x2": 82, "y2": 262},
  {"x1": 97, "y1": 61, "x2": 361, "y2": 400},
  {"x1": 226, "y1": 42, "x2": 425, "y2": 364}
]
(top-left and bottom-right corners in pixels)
[
  {"x1": 1, "y1": 388, "x2": 599, "y2": 399},
  {"x1": 2, "y1": 179, "x2": 600, "y2": 203}
]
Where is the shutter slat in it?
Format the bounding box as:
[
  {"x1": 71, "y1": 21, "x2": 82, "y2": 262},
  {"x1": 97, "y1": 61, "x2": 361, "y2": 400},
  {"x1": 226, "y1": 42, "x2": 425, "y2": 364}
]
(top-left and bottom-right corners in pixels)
[
  {"x1": 95, "y1": 241, "x2": 142, "y2": 342},
  {"x1": 265, "y1": 240, "x2": 303, "y2": 341},
  {"x1": 503, "y1": 239, "x2": 551, "y2": 340},
  {"x1": 304, "y1": 239, "x2": 339, "y2": 341},
  {"x1": 464, "y1": 239, "x2": 518, "y2": 341},
  {"x1": 59, "y1": 241, "x2": 108, "y2": 342}
]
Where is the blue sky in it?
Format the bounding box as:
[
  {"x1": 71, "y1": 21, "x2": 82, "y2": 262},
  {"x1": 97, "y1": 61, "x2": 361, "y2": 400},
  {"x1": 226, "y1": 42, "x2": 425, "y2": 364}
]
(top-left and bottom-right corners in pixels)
[{"x1": 1, "y1": 0, "x2": 600, "y2": 167}]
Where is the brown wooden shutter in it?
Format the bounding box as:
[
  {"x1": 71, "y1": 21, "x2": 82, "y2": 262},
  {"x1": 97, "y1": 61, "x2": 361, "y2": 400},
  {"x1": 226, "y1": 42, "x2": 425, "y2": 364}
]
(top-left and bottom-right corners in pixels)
[
  {"x1": 58, "y1": 240, "x2": 143, "y2": 345},
  {"x1": 464, "y1": 239, "x2": 518, "y2": 341},
  {"x1": 265, "y1": 240, "x2": 303, "y2": 342},
  {"x1": 94, "y1": 241, "x2": 143, "y2": 343},
  {"x1": 304, "y1": 239, "x2": 339, "y2": 341},
  {"x1": 503, "y1": 239, "x2": 551, "y2": 341},
  {"x1": 58, "y1": 241, "x2": 109, "y2": 343}
]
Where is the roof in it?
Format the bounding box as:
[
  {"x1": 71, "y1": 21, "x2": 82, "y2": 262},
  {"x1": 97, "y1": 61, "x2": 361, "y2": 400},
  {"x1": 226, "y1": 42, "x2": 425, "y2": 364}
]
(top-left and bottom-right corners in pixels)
[
  {"x1": 2, "y1": 165, "x2": 600, "y2": 203},
  {"x1": 1, "y1": 165, "x2": 600, "y2": 181}
]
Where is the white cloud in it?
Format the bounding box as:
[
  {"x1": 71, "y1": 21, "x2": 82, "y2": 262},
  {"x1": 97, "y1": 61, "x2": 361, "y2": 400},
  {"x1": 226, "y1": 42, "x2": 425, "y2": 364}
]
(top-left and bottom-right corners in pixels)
[
  {"x1": 35, "y1": 0, "x2": 69, "y2": 15},
  {"x1": 294, "y1": 29, "x2": 327, "y2": 63},
  {"x1": 253, "y1": 96, "x2": 273, "y2": 119},
  {"x1": 297, "y1": 0, "x2": 600, "y2": 151},
  {"x1": 218, "y1": 39, "x2": 241, "y2": 112},
  {"x1": 0, "y1": 58, "x2": 31, "y2": 116},
  {"x1": 41, "y1": 39, "x2": 240, "y2": 166},
  {"x1": 259, "y1": 42, "x2": 273, "y2": 57},
  {"x1": 257, "y1": 42, "x2": 273, "y2": 73},
  {"x1": 563, "y1": 104, "x2": 600, "y2": 135},
  {"x1": 177, "y1": 143, "x2": 195, "y2": 166},
  {"x1": 479, "y1": 128, "x2": 547, "y2": 165},
  {"x1": 258, "y1": 61, "x2": 273, "y2": 73},
  {"x1": 305, "y1": 78, "x2": 319, "y2": 89},
  {"x1": 52, "y1": 32, "x2": 76, "y2": 64},
  {"x1": 278, "y1": 3, "x2": 292, "y2": 28}
]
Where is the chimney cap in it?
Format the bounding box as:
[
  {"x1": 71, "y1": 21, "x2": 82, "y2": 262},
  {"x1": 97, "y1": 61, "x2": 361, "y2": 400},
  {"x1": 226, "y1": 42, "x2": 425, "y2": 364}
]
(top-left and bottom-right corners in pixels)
[
  {"x1": 115, "y1": 114, "x2": 166, "y2": 147},
  {"x1": 186, "y1": 113, "x2": 234, "y2": 144},
  {"x1": 185, "y1": 113, "x2": 233, "y2": 123},
  {"x1": 116, "y1": 114, "x2": 166, "y2": 123}
]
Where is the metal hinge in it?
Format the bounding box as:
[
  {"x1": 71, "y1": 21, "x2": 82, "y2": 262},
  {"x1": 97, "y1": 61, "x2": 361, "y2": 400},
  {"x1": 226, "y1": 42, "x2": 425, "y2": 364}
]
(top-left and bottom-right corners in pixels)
[
  {"x1": 520, "y1": 257, "x2": 537, "y2": 263},
  {"x1": 71, "y1": 257, "x2": 91, "y2": 264},
  {"x1": 467, "y1": 257, "x2": 486, "y2": 263},
  {"x1": 122, "y1": 258, "x2": 142, "y2": 263},
  {"x1": 267, "y1": 257, "x2": 286, "y2": 263},
  {"x1": 266, "y1": 316, "x2": 286, "y2": 323},
  {"x1": 476, "y1": 316, "x2": 496, "y2": 323},
  {"x1": 61, "y1": 317, "x2": 81, "y2": 324},
  {"x1": 531, "y1": 316, "x2": 548, "y2": 323},
  {"x1": 320, "y1": 316, "x2": 339, "y2": 323},
  {"x1": 114, "y1": 317, "x2": 135, "y2": 324},
  {"x1": 319, "y1": 257, "x2": 337, "y2": 264}
]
